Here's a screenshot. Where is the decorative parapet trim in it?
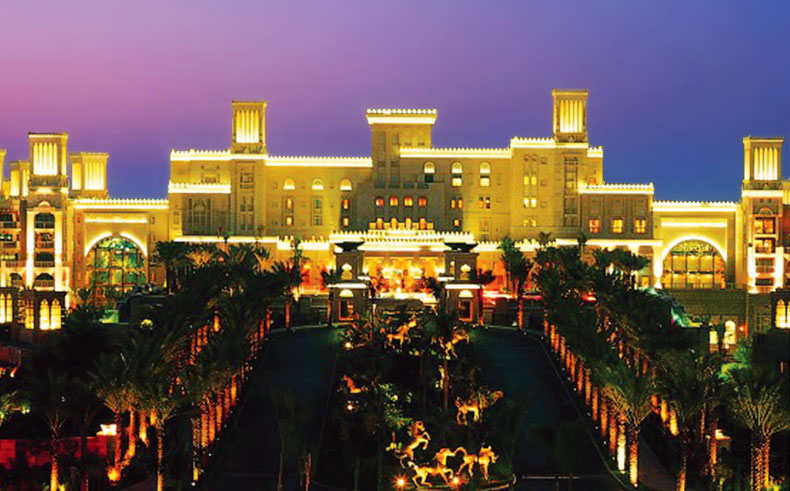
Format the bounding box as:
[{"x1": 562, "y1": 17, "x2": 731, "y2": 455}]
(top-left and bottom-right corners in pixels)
[
  {"x1": 168, "y1": 182, "x2": 231, "y2": 194},
  {"x1": 72, "y1": 198, "x2": 169, "y2": 210},
  {"x1": 399, "y1": 147, "x2": 510, "y2": 159},
  {"x1": 365, "y1": 109, "x2": 437, "y2": 125},
  {"x1": 265, "y1": 155, "x2": 372, "y2": 168},
  {"x1": 579, "y1": 183, "x2": 654, "y2": 195},
  {"x1": 652, "y1": 200, "x2": 738, "y2": 212}
]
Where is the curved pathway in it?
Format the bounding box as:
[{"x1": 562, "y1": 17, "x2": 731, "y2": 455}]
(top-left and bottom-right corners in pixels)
[{"x1": 204, "y1": 327, "x2": 339, "y2": 490}]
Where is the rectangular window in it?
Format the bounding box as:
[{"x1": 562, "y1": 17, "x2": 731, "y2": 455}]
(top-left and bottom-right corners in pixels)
[
  {"x1": 452, "y1": 177, "x2": 462, "y2": 187},
  {"x1": 376, "y1": 218, "x2": 384, "y2": 230},
  {"x1": 389, "y1": 196, "x2": 398, "y2": 207},
  {"x1": 588, "y1": 218, "x2": 601, "y2": 234},
  {"x1": 451, "y1": 199, "x2": 457, "y2": 209},
  {"x1": 375, "y1": 197, "x2": 385, "y2": 207},
  {"x1": 480, "y1": 176, "x2": 490, "y2": 187},
  {"x1": 755, "y1": 238, "x2": 775, "y2": 254},
  {"x1": 342, "y1": 199, "x2": 350, "y2": 210},
  {"x1": 404, "y1": 196, "x2": 413, "y2": 207},
  {"x1": 612, "y1": 218, "x2": 624, "y2": 234},
  {"x1": 754, "y1": 217, "x2": 776, "y2": 235},
  {"x1": 285, "y1": 216, "x2": 293, "y2": 226},
  {"x1": 285, "y1": 198, "x2": 294, "y2": 210},
  {"x1": 453, "y1": 218, "x2": 462, "y2": 228},
  {"x1": 418, "y1": 197, "x2": 427, "y2": 207},
  {"x1": 634, "y1": 217, "x2": 647, "y2": 234},
  {"x1": 419, "y1": 218, "x2": 427, "y2": 230},
  {"x1": 312, "y1": 198, "x2": 323, "y2": 226},
  {"x1": 479, "y1": 218, "x2": 490, "y2": 232},
  {"x1": 457, "y1": 198, "x2": 463, "y2": 209},
  {"x1": 342, "y1": 217, "x2": 350, "y2": 227}
]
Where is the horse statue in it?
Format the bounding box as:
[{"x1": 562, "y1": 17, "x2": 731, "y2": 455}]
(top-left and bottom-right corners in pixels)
[
  {"x1": 407, "y1": 461, "x2": 454, "y2": 486},
  {"x1": 455, "y1": 446, "x2": 498, "y2": 480},
  {"x1": 386, "y1": 421, "x2": 431, "y2": 467},
  {"x1": 340, "y1": 375, "x2": 365, "y2": 394},
  {"x1": 455, "y1": 389, "x2": 504, "y2": 425}
]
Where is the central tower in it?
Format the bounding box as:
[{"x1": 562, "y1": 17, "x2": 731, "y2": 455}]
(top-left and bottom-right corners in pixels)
[
  {"x1": 231, "y1": 100, "x2": 267, "y2": 154},
  {"x1": 552, "y1": 89, "x2": 588, "y2": 143}
]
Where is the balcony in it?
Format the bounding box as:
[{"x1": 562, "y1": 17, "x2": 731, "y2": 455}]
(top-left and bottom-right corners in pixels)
[
  {"x1": 35, "y1": 241, "x2": 55, "y2": 250},
  {"x1": 1, "y1": 242, "x2": 18, "y2": 249},
  {"x1": 0, "y1": 221, "x2": 19, "y2": 229},
  {"x1": 34, "y1": 261, "x2": 55, "y2": 268},
  {"x1": 33, "y1": 279, "x2": 55, "y2": 289}
]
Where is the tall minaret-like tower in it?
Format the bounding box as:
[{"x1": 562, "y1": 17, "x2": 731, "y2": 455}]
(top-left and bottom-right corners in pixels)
[
  {"x1": 741, "y1": 136, "x2": 785, "y2": 294},
  {"x1": 231, "y1": 101, "x2": 267, "y2": 154},
  {"x1": 552, "y1": 89, "x2": 588, "y2": 143}
]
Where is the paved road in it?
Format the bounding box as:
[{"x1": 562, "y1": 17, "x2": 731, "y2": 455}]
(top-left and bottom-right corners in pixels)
[
  {"x1": 471, "y1": 328, "x2": 620, "y2": 490},
  {"x1": 204, "y1": 328, "x2": 339, "y2": 490}
]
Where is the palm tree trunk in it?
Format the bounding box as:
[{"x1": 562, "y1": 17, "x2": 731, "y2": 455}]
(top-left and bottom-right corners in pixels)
[
  {"x1": 191, "y1": 416, "x2": 201, "y2": 482},
  {"x1": 627, "y1": 425, "x2": 639, "y2": 487},
  {"x1": 608, "y1": 409, "x2": 617, "y2": 456},
  {"x1": 616, "y1": 417, "x2": 626, "y2": 472},
  {"x1": 277, "y1": 446, "x2": 285, "y2": 491},
  {"x1": 285, "y1": 299, "x2": 291, "y2": 330},
  {"x1": 125, "y1": 408, "x2": 136, "y2": 461},
  {"x1": 584, "y1": 370, "x2": 591, "y2": 406},
  {"x1": 762, "y1": 438, "x2": 771, "y2": 490},
  {"x1": 156, "y1": 422, "x2": 165, "y2": 491},
  {"x1": 517, "y1": 297, "x2": 524, "y2": 330},
  {"x1": 139, "y1": 410, "x2": 149, "y2": 445},
  {"x1": 208, "y1": 400, "x2": 216, "y2": 443},
  {"x1": 591, "y1": 386, "x2": 598, "y2": 421},
  {"x1": 50, "y1": 437, "x2": 59, "y2": 491},
  {"x1": 677, "y1": 444, "x2": 687, "y2": 491},
  {"x1": 707, "y1": 417, "x2": 718, "y2": 477},
  {"x1": 600, "y1": 398, "x2": 608, "y2": 439},
  {"x1": 114, "y1": 411, "x2": 122, "y2": 469},
  {"x1": 442, "y1": 358, "x2": 449, "y2": 410},
  {"x1": 478, "y1": 289, "x2": 485, "y2": 326}
]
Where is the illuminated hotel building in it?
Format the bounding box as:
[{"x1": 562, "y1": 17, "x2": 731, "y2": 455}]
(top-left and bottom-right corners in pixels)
[{"x1": 0, "y1": 90, "x2": 787, "y2": 340}]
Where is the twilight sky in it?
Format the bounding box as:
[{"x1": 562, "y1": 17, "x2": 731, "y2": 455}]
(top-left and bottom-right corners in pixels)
[{"x1": 0, "y1": 0, "x2": 788, "y2": 200}]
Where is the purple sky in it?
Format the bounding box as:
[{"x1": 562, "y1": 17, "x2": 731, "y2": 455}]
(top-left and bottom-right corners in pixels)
[{"x1": 1, "y1": 0, "x2": 788, "y2": 200}]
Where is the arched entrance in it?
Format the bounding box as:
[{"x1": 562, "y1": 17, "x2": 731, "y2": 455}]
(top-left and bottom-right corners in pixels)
[
  {"x1": 86, "y1": 236, "x2": 146, "y2": 297},
  {"x1": 661, "y1": 239, "x2": 725, "y2": 289}
]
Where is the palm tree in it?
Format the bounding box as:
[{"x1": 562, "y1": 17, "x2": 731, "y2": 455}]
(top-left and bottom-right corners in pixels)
[
  {"x1": 271, "y1": 390, "x2": 302, "y2": 491},
  {"x1": 599, "y1": 362, "x2": 654, "y2": 487},
  {"x1": 270, "y1": 240, "x2": 305, "y2": 329},
  {"x1": 655, "y1": 351, "x2": 715, "y2": 491},
  {"x1": 91, "y1": 351, "x2": 133, "y2": 475},
  {"x1": 30, "y1": 370, "x2": 73, "y2": 491},
  {"x1": 725, "y1": 366, "x2": 790, "y2": 491},
  {"x1": 0, "y1": 390, "x2": 27, "y2": 431},
  {"x1": 320, "y1": 268, "x2": 343, "y2": 327},
  {"x1": 498, "y1": 237, "x2": 533, "y2": 330},
  {"x1": 152, "y1": 241, "x2": 194, "y2": 294},
  {"x1": 470, "y1": 268, "x2": 495, "y2": 326}
]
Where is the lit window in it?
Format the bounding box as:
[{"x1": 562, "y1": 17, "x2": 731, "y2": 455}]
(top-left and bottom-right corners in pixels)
[
  {"x1": 283, "y1": 179, "x2": 295, "y2": 191},
  {"x1": 376, "y1": 218, "x2": 384, "y2": 230},
  {"x1": 418, "y1": 197, "x2": 427, "y2": 207},
  {"x1": 755, "y1": 238, "x2": 775, "y2": 254},
  {"x1": 375, "y1": 197, "x2": 384, "y2": 207},
  {"x1": 340, "y1": 179, "x2": 352, "y2": 191},
  {"x1": 389, "y1": 196, "x2": 399, "y2": 207},
  {"x1": 478, "y1": 197, "x2": 491, "y2": 209},
  {"x1": 485, "y1": 197, "x2": 491, "y2": 209},
  {"x1": 285, "y1": 216, "x2": 293, "y2": 226},
  {"x1": 342, "y1": 199, "x2": 350, "y2": 210},
  {"x1": 285, "y1": 198, "x2": 294, "y2": 210},
  {"x1": 451, "y1": 199, "x2": 457, "y2": 209},
  {"x1": 342, "y1": 217, "x2": 349, "y2": 227},
  {"x1": 390, "y1": 218, "x2": 398, "y2": 229},
  {"x1": 480, "y1": 162, "x2": 491, "y2": 187},
  {"x1": 451, "y1": 162, "x2": 463, "y2": 187},
  {"x1": 405, "y1": 218, "x2": 413, "y2": 229},
  {"x1": 634, "y1": 217, "x2": 647, "y2": 234},
  {"x1": 424, "y1": 162, "x2": 435, "y2": 183},
  {"x1": 531, "y1": 198, "x2": 537, "y2": 208},
  {"x1": 588, "y1": 218, "x2": 600, "y2": 234},
  {"x1": 419, "y1": 218, "x2": 427, "y2": 230},
  {"x1": 453, "y1": 218, "x2": 462, "y2": 228},
  {"x1": 312, "y1": 179, "x2": 324, "y2": 191},
  {"x1": 612, "y1": 218, "x2": 624, "y2": 234},
  {"x1": 404, "y1": 196, "x2": 413, "y2": 207},
  {"x1": 754, "y1": 217, "x2": 776, "y2": 235}
]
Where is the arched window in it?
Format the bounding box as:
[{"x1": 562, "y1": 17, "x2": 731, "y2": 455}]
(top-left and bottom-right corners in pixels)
[
  {"x1": 424, "y1": 162, "x2": 435, "y2": 183},
  {"x1": 51, "y1": 299, "x2": 61, "y2": 330},
  {"x1": 312, "y1": 179, "x2": 324, "y2": 191},
  {"x1": 451, "y1": 162, "x2": 463, "y2": 187},
  {"x1": 283, "y1": 179, "x2": 295, "y2": 191},
  {"x1": 776, "y1": 300, "x2": 788, "y2": 328},
  {"x1": 86, "y1": 237, "x2": 146, "y2": 298},
  {"x1": 479, "y1": 162, "x2": 491, "y2": 187},
  {"x1": 340, "y1": 179, "x2": 352, "y2": 191},
  {"x1": 34, "y1": 273, "x2": 54, "y2": 289},
  {"x1": 39, "y1": 299, "x2": 50, "y2": 330},
  {"x1": 662, "y1": 240, "x2": 725, "y2": 289}
]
